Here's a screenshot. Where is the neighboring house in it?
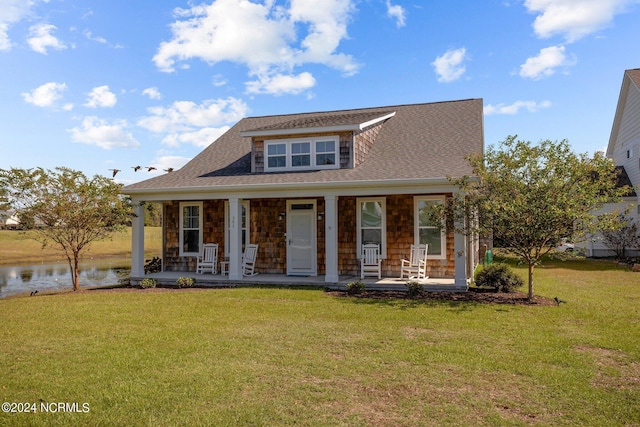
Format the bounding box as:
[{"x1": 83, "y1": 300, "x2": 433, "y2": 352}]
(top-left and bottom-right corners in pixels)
[
  {"x1": 0, "y1": 211, "x2": 20, "y2": 229},
  {"x1": 122, "y1": 99, "x2": 484, "y2": 289},
  {"x1": 580, "y1": 68, "x2": 640, "y2": 257}
]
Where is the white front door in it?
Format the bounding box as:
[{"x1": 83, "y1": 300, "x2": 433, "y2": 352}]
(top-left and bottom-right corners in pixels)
[{"x1": 287, "y1": 200, "x2": 317, "y2": 276}]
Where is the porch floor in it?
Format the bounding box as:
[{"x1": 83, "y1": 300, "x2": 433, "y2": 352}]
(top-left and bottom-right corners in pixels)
[{"x1": 135, "y1": 271, "x2": 465, "y2": 292}]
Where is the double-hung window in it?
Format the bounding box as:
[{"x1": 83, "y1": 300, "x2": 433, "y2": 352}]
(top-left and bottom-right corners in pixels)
[
  {"x1": 179, "y1": 202, "x2": 202, "y2": 256},
  {"x1": 357, "y1": 198, "x2": 386, "y2": 258},
  {"x1": 264, "y1": 137, "x2": 338, "y2": 172},
  {"x1": 414, "y1": 196, "x2": 446, "y2": 259}
]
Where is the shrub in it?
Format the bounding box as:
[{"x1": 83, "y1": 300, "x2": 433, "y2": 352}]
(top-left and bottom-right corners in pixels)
[
  {"x1": 405, "y1": 280, "x2": 424, "y2": 297},
  {"x1": 176, "y1": 277, "x2": 195, "y2": 288},
  {"x1": 139, "y1": 278, "x2": 157, "y2": 289},
  {"x1": 345, "y1": 280, "x2": 365, "y2": 295},
  {"x1": 474, "y1": 263, "x2": 524, "y2": 293}
]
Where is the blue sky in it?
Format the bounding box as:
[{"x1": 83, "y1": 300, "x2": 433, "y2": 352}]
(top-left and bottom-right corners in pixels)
[{"x1": 1, "y1": 0, "x2": 639, "y2": 184}]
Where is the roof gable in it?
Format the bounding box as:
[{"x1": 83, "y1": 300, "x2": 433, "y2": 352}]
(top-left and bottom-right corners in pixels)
[{"x1": 607, "y1": 68, "x2": 640, "y2": 157}]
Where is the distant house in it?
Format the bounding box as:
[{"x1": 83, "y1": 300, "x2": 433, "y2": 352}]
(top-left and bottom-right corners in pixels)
[
  {"x1": 122, "y1": 99, "x2": 484, "y2": 289},
  {"x1": 0, "y1": 211, "x2": 20, "y2": 229},
  {"x1": 581, "y1": 69, "x2": 640, "y2": 257}
]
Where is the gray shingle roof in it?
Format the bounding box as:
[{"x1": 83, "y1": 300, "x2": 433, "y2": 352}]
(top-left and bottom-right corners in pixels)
[
  {"x1": 123, "y1": 98, "x2": 484, "y2": 193},
  {"x1": 627, "y1": 68, "x2": 640, "y2": 87}
]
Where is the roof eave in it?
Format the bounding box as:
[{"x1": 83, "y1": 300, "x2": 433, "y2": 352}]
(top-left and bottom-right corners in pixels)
[
  {"x1": 239, "y1": 112, "x2": 397, "y2": 138},
  {"x1": 123, "y1": 175, "x2": 475, "y2": 199}
]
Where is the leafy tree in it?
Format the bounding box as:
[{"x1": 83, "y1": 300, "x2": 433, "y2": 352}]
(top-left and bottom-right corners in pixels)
[
  {"x1": 0, "y1": 167, "x2": 132, "y2": 291},
  {"x1": 601, "y1": 215, "x2": 640, "y2": 260},
  {"x1": 449, "y1": 137, "x2": 628, "y2": 300}
]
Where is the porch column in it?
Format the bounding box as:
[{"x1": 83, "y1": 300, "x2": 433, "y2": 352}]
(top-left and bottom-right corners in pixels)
[
  {"x1": 131, "y1": 201, "x2": 145, "y2": 278},
  {"x1": 454, "y1": 221, "x2": 468, "y2": 289},
  {"x1": 228, "y1": 197, "x2": 243, "y2": 280},
  {"x1": 324, "y1": 195, "x2": 339, "y2": 283}
]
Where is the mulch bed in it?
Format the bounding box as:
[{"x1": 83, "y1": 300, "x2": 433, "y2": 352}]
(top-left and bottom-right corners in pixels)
[
  {"x1": 85, "y1": 285, "x2": 558, "y2": 306},
  {"x1": 326, "y1": 287, "x2": 558, "y2": 306}
]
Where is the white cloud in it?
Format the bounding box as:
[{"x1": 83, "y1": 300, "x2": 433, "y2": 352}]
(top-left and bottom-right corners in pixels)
[
  {"x1": 386, "y1": 1, "x2": 406, "y2": 27},
  {"x1": 27, "y1": 23, "x2": 67, "y2": 54},
  {"x1": 22, "y1": 82, "x2": 67, "y2": 107},
  {"x1": 432, "y1": 47, "x2": 468, "y2": 83},
  {"x1": 245, "y1": 71, "x2": 316, "y2": 95},
  {"x1": 524, "y1": 0, "x2": 638, "y2": 42},
  {"x1": 0, "y1": 0, "x2": 36, "y2": 50},
  {"x1": 137, "y1": 97, "x2": 248, "y2": 148},
  {"x1": 484, "y1": 100, "x2": 552, "y2": 115},
  {"x1": 83, "y1": 29, "x2": 107, "y2": 44},
  {"x1": 84, "y1": 85, "x2": 117, "y2": 108},
  {"x1": 519, "y1": 45, "x2": 576, "y2": 79},
  {"x1": 152, "y1": 0, "x2": 359, "y2": 94},
  {"x1": 142, "y1": 87, "x2": 162, "y2": 100},
  {"x1": 69, "y1": 116, "x2": 140, "y2": 149}
]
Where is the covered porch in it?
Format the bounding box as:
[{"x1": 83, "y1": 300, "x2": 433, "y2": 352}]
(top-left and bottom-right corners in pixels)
[{"x1": 128, "y1": 182, "x2": 478, "y2": 291}]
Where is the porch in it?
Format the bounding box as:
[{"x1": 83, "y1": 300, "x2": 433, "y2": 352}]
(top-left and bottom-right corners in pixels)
[{"x1": 132, "y1": 271, "x2": 465, "y2": 292}]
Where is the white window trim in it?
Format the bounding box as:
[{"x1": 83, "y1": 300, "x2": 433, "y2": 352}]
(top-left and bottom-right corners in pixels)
[
  {"x1": 224, "y1": 201, "x2": 250, "y2": 257},
  {"x1": 179, "y1": 201, "x2": 203, "y2": 257},
  {"x1": 414, "y1": 196, "x2": 446, "y2": 260},
  {"x1": 264, "y1": 136, "x2": 340, "y2": 172},
  {"x1": 356, "y1": 197, "x2": 386, "y2": 259}
]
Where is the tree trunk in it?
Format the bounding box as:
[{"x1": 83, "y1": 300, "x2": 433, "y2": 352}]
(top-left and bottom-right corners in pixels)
[
  {"x1": 527, "y1": 262, "x2": 535, "y2": 301},
  {"x1": 72, "y1": 254, "x2": 80, "y2": 291}
]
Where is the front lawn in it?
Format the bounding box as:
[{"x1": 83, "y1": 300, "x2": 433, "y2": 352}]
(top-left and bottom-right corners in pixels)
[{"x1": 1, "y1": 258, "x2": 639, "y2": 426}]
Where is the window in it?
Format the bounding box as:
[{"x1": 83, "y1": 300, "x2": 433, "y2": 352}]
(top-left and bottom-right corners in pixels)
[
  {"x1": 264, "y1": 136, "x2": 339, "y2": 172},
  {"x1": 357, "y1": 198, "x2": 386, "y2": 257},
  {"x1": 225, "y1": 201, "x2": 250, "y2": 256},
  {"x1": 414, "y1": 196, "x2": 446, "y2": 259},
  {"x1": 315, "y1": 140, "x2": 336, "y2": 166},
  {"x1": 180, "y1": 202, "x2": 202, "y2": 256},
  {"x1": 267, "y1": 143, "x2": 286, "y2": 168},
  {"x1": 291, "y1": 142, "x2": 311, "y2": 167}
]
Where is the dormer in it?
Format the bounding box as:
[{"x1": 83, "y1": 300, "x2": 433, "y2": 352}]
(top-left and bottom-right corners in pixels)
[{"x1": 241, "y1": 111, "x2": 396, "y2": 173}]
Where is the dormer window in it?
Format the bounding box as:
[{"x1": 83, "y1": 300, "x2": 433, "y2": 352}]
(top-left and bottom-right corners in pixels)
[{"x1": 265, "y1": 136, "x2": 339, "y2": 172}]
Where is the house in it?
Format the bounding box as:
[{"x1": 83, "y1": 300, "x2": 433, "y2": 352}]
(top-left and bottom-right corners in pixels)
[
  {"x1": 0, "y1": 211, "x2": 20, "y2": 229},
  {"x1": 581, "y1": 68, "x2": 640, "y2": 257},
  {"x1": 122, "y1": 99, "x2": 484, "y2": 289}
]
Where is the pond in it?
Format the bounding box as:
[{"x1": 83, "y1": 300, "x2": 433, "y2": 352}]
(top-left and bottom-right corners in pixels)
[{"x1": 0, "y1": 261, "x2": 130, "y2": 299}]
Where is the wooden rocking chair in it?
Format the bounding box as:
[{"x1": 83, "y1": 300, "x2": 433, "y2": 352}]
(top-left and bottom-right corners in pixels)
[
  {"x1": 360, "y1": 244, "x2": 382, "y2": 279},
  {"x1": 196, "y1": 243, "x2": 218, "y2": 274},
  {"x1": 242, "y1": 244, "x2": 259, "y2": 276},
  {"x1": 400, "y1": 244, "x2": 428, "y2": 279}
]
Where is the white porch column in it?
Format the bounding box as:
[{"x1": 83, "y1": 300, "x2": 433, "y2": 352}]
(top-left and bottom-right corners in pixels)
[
  {"x1": 131, "y1": 201, "x2": 145, "y2": 278},
  {"x1": 324, "y1": 195, "x2": 339, "y2": 283},
  {"x1": 228, "y1": 197, "x2": 243, "y2": 280},
  {"x1": 454, "y1": 220, "x2": 468, "y2": 289}
]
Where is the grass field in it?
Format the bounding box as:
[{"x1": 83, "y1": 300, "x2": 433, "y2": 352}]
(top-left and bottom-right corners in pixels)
[
  {"x1": 1, "y1": 256, "x2": 639, "y2": 426},
  {"x1": 0, "y1": 227, "x2": 162, "y2": 266}
]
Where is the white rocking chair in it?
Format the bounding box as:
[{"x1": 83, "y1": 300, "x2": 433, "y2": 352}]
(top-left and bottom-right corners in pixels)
[
  {"x1": 400, "y1": 244, "x2": 428, "y2": 279},
  {"x1": 242, "y1": 244, "x2": 259, "y2": 276},
  {"x1": 360, "y1": 244, "x2": 382, "y2": 279},
  {"x1": 196, "y1": 243, "x2": 218, "y2": 274}
]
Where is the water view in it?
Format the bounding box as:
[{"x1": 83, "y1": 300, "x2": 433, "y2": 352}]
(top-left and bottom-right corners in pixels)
[{"x1": 0, "y1": 261, "x2": 130, "y2": 299}]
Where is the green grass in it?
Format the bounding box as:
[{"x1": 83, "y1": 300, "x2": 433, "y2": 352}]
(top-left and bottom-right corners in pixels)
[
  {"x1": 0, "y1": 227, "x2": 162, "y2": 266},
  {"x1": 1, "y1": 258, "x2": 639, "y2": 426}
]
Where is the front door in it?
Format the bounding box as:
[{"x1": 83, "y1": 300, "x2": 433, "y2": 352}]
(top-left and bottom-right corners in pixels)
[{"x1": 287, "y1": 200, "x2": 317, "y2": 276}]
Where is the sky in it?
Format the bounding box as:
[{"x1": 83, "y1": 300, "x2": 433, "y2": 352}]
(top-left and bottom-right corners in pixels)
[{"x1": 1, "y1": 0, "x2": 639, "y2": 185}]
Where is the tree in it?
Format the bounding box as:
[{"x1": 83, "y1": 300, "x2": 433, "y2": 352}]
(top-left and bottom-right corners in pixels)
[
  {"x1": 0, "y1": 167, "x2": 132, "y2": 291},
  {"x1": 601, "y1": 215, "x2": 640, "y2": 260},
  {"x1": 450, "y1": 137, "x2": 628, "y2": 300}
]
